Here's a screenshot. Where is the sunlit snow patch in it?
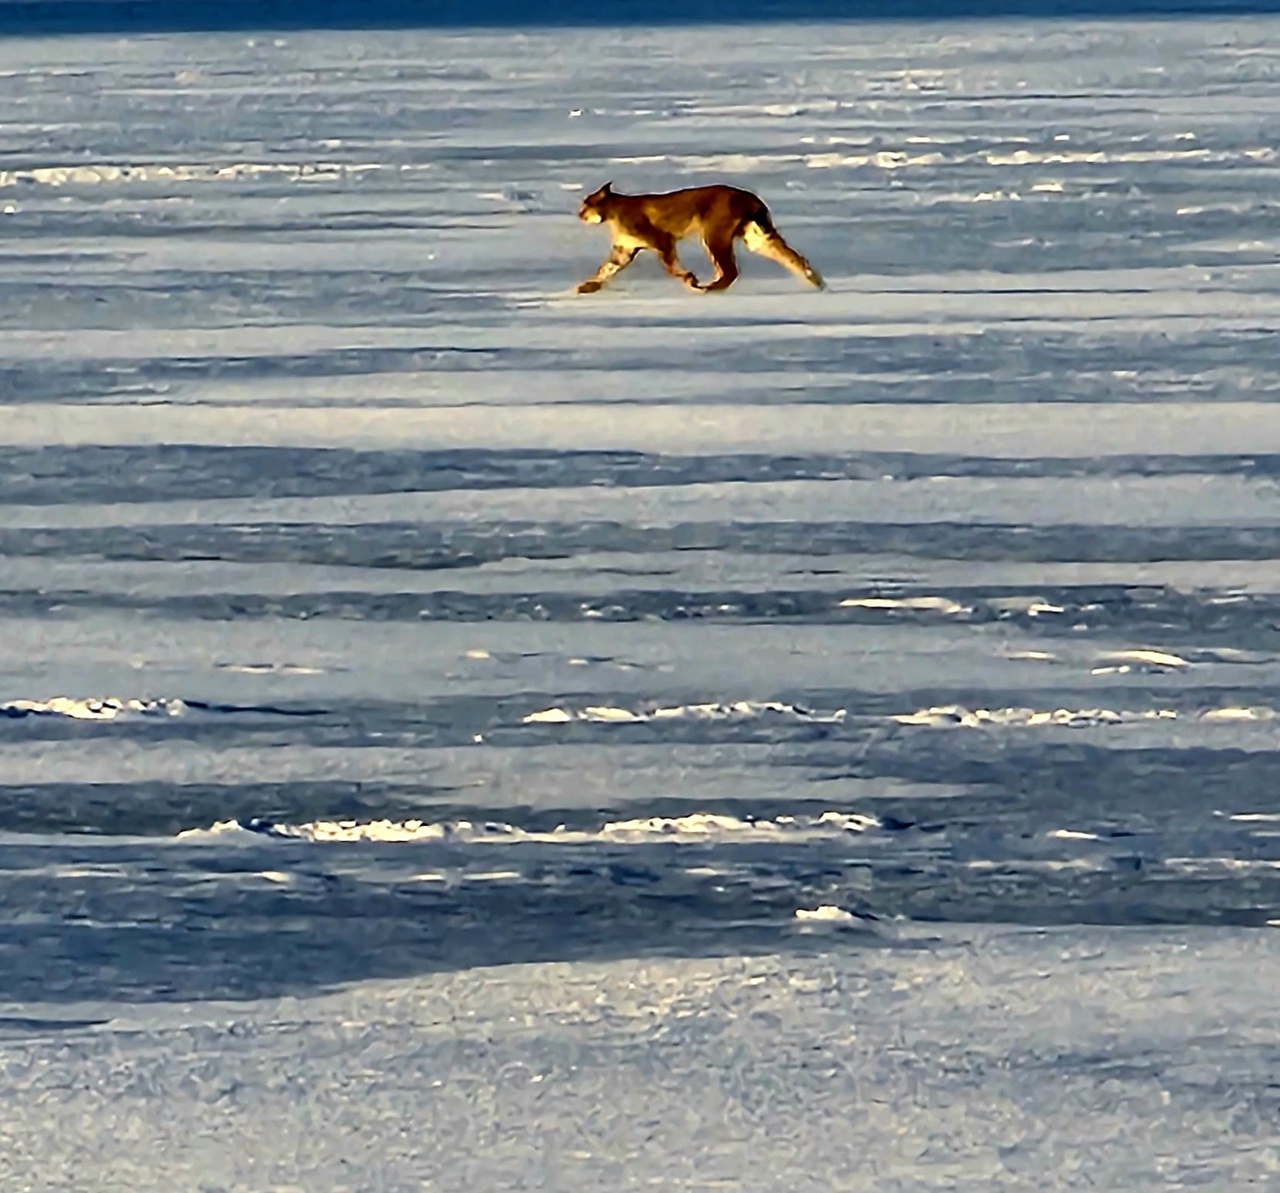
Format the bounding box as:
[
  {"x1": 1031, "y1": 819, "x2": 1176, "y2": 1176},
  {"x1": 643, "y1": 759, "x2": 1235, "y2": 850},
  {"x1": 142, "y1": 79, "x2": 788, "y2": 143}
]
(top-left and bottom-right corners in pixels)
[
  {"x1": 1199, "y1": 706, "x2": 1277, "y2": 722},
  {"x1": 1, "y1": 696, "x2": 188, "y2": 720},
  {"x1": 174, "y1": 819, "x2": 257, "y2": 841},
  {"x1": 523, "y1": 707, "x2": 576, "y2": 724},
  {"x1": 178, "y1": 810, "x2": 880, "y2": 846},
  {"x1": 1091, "y1": 649, "x2": 1191, "y2": 675},
  {"x1": 792, "y1": 905, "x2": 876, "y2": 932},
  {"x1": 598, "y1": 810, "x2": 878, "y2": 841},
  {"x1": 794, "y1": 905, "x2": 858, "y2": 923},
  {"x1": 215, "y1": 662, "x2": 324, "y2": 675},
  {"x1": 893, "y1": 705, "x2": 1178, "y2": 728},
  {"x1": 839, "y1": 595, "x2": 971, "y2": 615},
  {"x1": 0, "y1": 161, "x2": 389, "y2": 188},
  {"x1": 522, "y1": 701, "x2": 847, "y2": 725}
]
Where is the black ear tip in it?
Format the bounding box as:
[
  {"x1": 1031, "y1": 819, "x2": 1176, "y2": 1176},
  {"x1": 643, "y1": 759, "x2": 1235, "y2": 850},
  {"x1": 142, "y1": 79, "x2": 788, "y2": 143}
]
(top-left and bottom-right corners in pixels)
[{"x1": 603, "y1": 180, "x2": 613, "y2": 192}]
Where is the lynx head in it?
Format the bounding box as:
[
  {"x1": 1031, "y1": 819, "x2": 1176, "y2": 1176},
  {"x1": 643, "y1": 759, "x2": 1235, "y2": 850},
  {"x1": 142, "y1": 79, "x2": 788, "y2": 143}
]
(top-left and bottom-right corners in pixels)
[{"x1": 578, "y1": 181, "x2": 614, "y2": 224}]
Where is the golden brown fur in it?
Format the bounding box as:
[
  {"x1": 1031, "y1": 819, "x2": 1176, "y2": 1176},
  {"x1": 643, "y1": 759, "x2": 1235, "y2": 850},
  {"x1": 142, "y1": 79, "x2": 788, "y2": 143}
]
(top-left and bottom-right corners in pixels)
[{"x1": 576, "y1": 182, "x2": 825, "y2": 294}]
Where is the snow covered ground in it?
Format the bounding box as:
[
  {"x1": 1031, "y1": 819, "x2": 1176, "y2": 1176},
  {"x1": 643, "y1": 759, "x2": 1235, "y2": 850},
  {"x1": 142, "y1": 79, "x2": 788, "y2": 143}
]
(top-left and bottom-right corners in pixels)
[
  {"x1": 2, "y1": 17, "x2": 1280, "y2": 1189},
  {"x1": 6, "y1": 928, "x2": 1280, "y2": 1191}
]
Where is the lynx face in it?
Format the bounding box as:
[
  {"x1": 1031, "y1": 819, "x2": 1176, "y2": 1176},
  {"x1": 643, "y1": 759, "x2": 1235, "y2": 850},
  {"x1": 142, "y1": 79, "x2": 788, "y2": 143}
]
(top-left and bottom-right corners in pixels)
[{"x1": 578, "y1": 181, "x2": 613, "y2": 224}]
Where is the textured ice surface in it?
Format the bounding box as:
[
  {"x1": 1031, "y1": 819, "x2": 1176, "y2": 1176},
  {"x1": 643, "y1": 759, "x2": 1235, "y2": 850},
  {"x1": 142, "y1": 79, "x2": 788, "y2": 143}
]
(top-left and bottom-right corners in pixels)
[
  {"x1": 3, "y1": 16, "x2": 1280, "y2": 1190},
  {"x1": 4, "y1": 929, "x2": 1280, "y2": 1191}
]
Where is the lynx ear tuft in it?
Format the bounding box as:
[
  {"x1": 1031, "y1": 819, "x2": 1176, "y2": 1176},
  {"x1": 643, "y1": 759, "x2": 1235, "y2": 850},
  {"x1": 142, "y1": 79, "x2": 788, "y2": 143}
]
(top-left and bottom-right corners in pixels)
[{"x1": 601, "y1": 180, "x2": 614, "y2": 193}]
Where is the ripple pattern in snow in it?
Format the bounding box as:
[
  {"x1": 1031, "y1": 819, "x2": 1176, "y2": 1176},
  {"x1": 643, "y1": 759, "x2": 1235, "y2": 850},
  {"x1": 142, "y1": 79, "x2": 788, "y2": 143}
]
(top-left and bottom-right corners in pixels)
[{"x1": 2, "y1": 19, "x2": 1280, "y2": 958}]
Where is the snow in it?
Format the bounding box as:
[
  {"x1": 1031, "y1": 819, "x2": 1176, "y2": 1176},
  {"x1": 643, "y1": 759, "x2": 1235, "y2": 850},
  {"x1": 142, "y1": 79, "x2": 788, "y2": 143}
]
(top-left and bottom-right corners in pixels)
[
  {"x1": 173, "y1": 806, "x2": 881, "y2": 843},
  {"x1": 891, "y1": 703, "x2": 1182, "y2": 727},
  {"x1": 4, "y1": 930, "x2": 1280, "y2": 1190},
  {"x1": 2, "y1": 14, "x2": 1280, "y2": 1190},
  {"x1": 0, "y1": 696, "x2": 190, "y2": 720},
  {"x1": 523, "y1": 698, "x2": 848, "y2": 723}
]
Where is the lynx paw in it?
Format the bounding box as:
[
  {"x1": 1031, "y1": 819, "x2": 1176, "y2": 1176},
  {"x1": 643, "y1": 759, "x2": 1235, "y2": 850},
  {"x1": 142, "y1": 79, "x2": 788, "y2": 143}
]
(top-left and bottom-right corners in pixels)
[{"x1": 576, "y1": 280, "x2": 603, "y2": 294}]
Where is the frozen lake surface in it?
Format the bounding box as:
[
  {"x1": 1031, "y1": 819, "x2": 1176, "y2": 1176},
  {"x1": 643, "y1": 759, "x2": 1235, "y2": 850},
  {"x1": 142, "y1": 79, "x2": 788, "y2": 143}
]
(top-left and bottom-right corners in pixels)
[{"x1": 2, "y1": 17, "x2": 1280, "y2": 1188}]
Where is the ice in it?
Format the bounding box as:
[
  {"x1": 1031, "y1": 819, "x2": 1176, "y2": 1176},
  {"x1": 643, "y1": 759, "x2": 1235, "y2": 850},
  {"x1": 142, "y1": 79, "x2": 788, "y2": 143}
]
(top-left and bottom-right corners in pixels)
[
  {"x1": 4, "y1": 930, "x2": 1280, "y2": 1190},
  {"x1": 15, "y1": 400, "x2": 1280, "y2": 455},
  {"x1": 2, "y1": 14, "x2": 1280, "y2": 1190}
]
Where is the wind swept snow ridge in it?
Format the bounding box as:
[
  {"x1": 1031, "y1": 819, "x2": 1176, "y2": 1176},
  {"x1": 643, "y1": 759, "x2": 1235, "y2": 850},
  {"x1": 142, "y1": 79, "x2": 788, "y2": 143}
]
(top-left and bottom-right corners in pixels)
[
  {"x1": 892, "y1": 705, "x2": 1280, "y2": 728},
  {"x1": 893, "y1": 705, "x2": 1179, "y2": 728},
  {"x1": 0, "y1": 696, "x2": 313, "y2": 721},
  {"x1": 1096, "y1": 649, "x2": 1192, "y2": 669},
  {"x1": 522, "y1": 701, "x2": 847, "y2": 725},
  {"x1": 1200, "y1": 707, "x2": 1278, "y2": 722},
  {"x1": 0, "y1": 161, "x2": 391, "y2": 188},
  {"x1": 794, "y1": 905, "x2": 862, "y2": 926},
  {"x1": 177, "y1": 810, "x2": 881, "y2": 845},
  {"x1": 1, "y1": 696, "x2": 189, "y2": 720},
  {"x1": 838, "y1": 595, "x2": 971, "y2": 615}
]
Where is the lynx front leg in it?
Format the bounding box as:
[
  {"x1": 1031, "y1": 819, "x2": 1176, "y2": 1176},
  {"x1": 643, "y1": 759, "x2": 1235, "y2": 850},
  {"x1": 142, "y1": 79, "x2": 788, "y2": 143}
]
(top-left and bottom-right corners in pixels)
[
  {"x1": 651, "y1": 234, "x2": 701, "y2": 291},
  {"x1": 577, "y1": 244, "x2": 639, "y2": 294}
]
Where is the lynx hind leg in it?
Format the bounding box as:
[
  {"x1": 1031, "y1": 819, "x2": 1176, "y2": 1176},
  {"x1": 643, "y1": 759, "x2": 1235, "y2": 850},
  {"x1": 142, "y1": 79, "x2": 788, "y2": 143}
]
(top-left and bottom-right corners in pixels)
[
  {"x1": 742, "y1": 220, "x2": 825, "y2": 289},
  {"x1": 697, "y1": 229, "x2": 740, "y2": 292}
]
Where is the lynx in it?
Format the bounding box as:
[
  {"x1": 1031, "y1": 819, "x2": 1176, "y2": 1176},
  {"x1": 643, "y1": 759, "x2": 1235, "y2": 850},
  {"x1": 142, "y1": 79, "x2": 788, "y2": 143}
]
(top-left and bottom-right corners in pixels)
[{"x1": 575, "y1": 182, "x2": 824, "y2": 294}]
